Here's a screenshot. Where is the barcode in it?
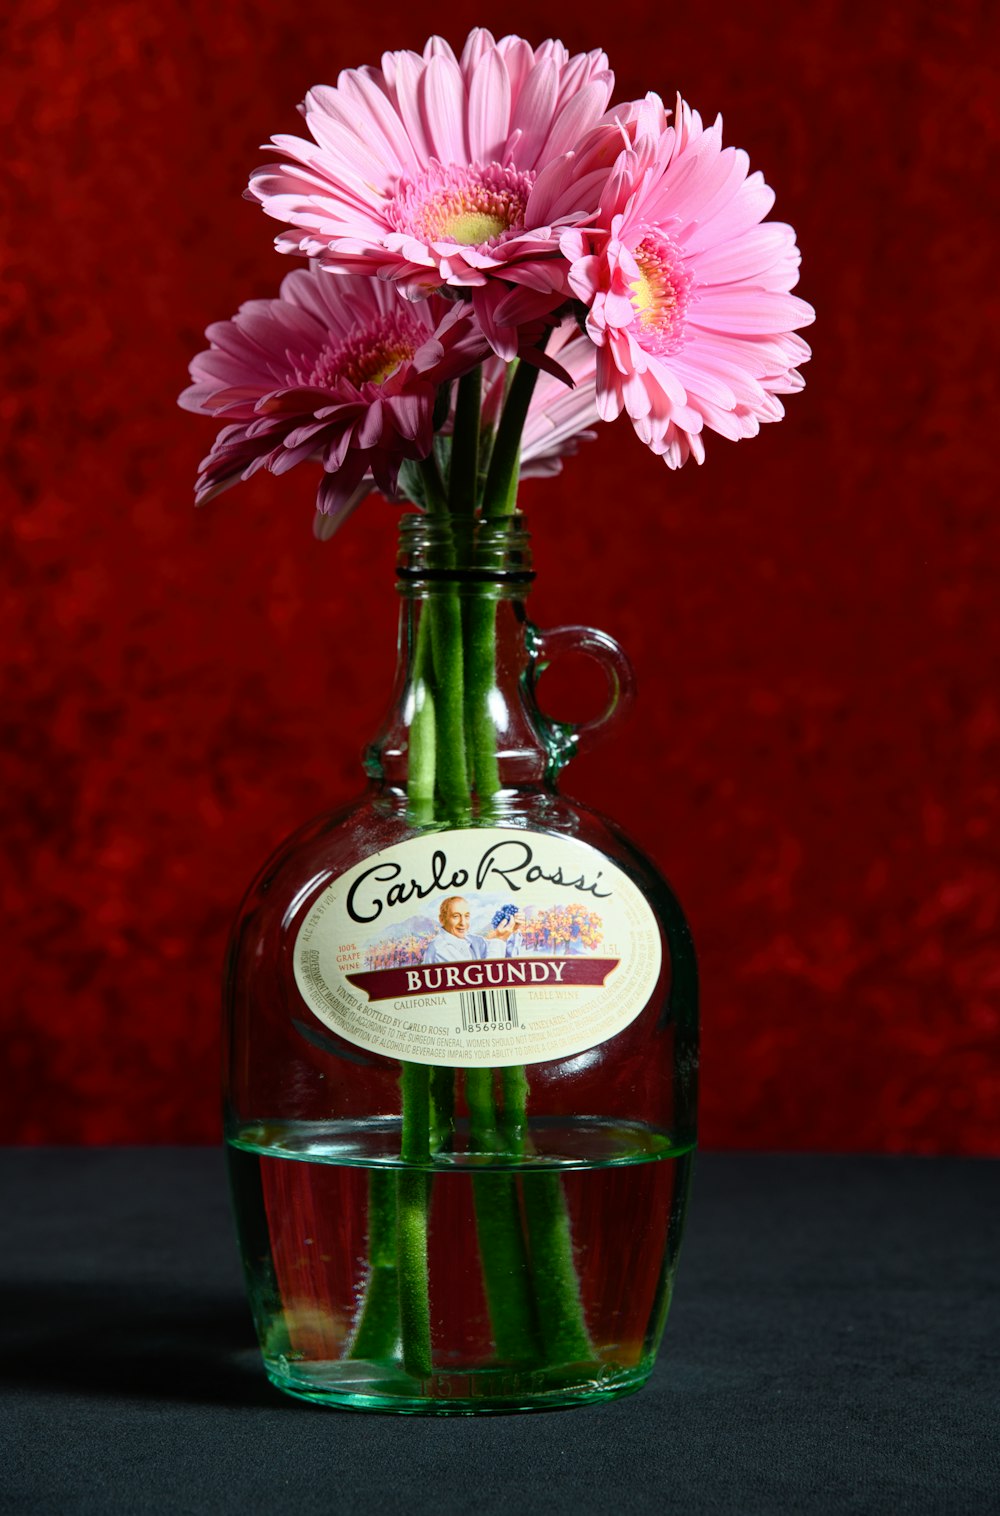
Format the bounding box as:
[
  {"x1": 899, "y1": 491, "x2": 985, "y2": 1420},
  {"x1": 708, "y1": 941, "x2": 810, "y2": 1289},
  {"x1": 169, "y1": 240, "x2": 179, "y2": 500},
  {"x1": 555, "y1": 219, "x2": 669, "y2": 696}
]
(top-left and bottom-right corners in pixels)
[{"x1": 459, "y1": 988, "x2": 520, "y2": 1031}]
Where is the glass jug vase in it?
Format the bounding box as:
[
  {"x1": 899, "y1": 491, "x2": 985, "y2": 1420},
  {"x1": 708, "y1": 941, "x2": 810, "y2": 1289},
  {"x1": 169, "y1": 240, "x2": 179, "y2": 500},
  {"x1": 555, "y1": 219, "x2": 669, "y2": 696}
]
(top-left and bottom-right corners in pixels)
[{"x1": 224, "y1": 512, "x2": 698, "y2": 1413}]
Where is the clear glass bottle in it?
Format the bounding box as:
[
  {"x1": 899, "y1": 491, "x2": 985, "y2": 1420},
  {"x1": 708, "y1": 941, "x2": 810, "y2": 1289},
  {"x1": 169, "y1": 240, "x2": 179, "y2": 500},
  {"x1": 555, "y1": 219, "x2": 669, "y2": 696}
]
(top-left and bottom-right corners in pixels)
[{"x1": 224, "y1": 513, "x2": 698, "y2": 1413}]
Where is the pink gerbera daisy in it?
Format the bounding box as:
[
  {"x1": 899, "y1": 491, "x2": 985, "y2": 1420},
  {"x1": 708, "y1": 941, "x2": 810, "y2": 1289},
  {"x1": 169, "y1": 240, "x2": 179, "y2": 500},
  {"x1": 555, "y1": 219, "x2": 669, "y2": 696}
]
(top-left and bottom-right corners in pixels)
[
  {"x1": 248, "y1": 30, "x2": 616, "y2": 360},
  {"x1": 179, "y1": 268, "x2": 486, "y2": 532},
  {"x1": 562, "y1": 95, "x2": 815, "y2": 466}
]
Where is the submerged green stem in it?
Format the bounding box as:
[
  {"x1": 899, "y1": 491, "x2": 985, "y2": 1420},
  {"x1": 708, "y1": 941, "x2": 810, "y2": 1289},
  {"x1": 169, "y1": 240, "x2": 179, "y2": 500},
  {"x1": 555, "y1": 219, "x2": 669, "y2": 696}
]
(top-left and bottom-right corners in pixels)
[
  {"x1": 499, "y1": 1043, "x2": 592, "y2": 1363},
  {"x1": 466, "y1": 1069, "x2": 542, "y2": 1364},
  {"x1": 397, "y1": 1063, "x2": 432, "y2": 1377},
  {"x1": 522, "y1": 1174, "x2": 594, "y2": 1365},
  {"x1": 348, "y1": 1170, "x2": 400, "y2": 1361},
  {"x1": 497, "y1": 1057, "x2": 592, "y2": 1364}
]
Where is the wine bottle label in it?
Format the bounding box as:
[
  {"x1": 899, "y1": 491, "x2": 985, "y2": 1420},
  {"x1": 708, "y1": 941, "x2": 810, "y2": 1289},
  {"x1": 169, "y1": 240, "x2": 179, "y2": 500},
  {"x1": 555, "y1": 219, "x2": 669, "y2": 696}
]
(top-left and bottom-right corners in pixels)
[{"x1": 293, "y1": 827, "x2": 662, "y2": 1068}]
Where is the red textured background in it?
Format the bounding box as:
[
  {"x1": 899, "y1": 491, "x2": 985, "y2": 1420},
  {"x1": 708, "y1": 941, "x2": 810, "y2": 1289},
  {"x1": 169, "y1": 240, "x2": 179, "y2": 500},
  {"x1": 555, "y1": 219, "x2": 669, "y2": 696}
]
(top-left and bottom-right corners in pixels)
[{"x1": 3, "y1": 0, "x2": 997, "y2": 1151}]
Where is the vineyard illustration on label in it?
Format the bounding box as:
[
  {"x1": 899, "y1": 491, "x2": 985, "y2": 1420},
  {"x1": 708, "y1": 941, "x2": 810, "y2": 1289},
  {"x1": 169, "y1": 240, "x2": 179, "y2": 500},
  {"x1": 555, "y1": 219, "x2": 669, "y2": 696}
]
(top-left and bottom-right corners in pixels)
[{"x1": 345, "y1": 894, "x2": 617, "y2": 1005}]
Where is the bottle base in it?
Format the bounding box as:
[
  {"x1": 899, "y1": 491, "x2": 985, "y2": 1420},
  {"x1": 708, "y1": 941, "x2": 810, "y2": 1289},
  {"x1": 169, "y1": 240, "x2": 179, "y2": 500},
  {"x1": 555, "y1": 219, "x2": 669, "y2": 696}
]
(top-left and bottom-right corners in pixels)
[{"x1": 263, "y1": 1353, "x2": 654, "y2": 1414}]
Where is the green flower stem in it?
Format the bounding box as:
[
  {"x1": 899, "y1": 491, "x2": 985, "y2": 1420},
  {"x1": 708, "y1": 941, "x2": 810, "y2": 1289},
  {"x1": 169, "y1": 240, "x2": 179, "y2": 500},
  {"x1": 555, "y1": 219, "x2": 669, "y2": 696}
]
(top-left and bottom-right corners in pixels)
[
  {"x1": 397, "y1": 1062, "x2": 432, "y2": 1378},
  {"x1": 462, "y1": 518, "x2": 592, "y2": 1370},
  {"x1": 348, "y1": 1170, "x2": 400, "y2": 1360},
  {"x1": 396, "y1": 573, "x2": 467, "y2": 1377},
  {"x1": 521, "y1": 1173, "x2": 594, "y2": 1365},
  {"x1": 461, "y1": 584, "x2": 546, "y2": 1361},
  {"x1": 429, "y1": 1065, "x2": 455, "y2": 1153},
  {"x1": 448, "y1": 367, "x2": 481, "y2": 514},
  {"x1": 464, "y1": 590, "x2": 502, "y2": 797},
  {"x1": 464, "y1": 1067, "x2": 498, "y2": 1153},
  {"x1": 504, "y1": 997, "x2": 592, "y2": 1363},
  {"x1": 496, "y1": 996, "x2": 593, "y2": 1367},
  {"x1": 422, "y1": 509, "x2": 472, "y2": 817},
  {"x1": 421, "y1": 599, "x2": 455, "y2": 1144},
  {"x1": 466, "y1": 1069, "x2": 542, "y2": 1364},
  {"x1": 382, "y1": 333, "x2": 587, "y2": 1381},
  {"x1": 417, "y1": 453, "x2": 448, "y2": 513},
  {"x1": 397, "y1": 1171, "x2": 432, "y2": 1378},
  {"x1": 499, "y1": 1065, "x2": 530, "y2": 1154},
  {"x1": 481, "y1": 336, "x2": 549, "y2": 516},
  {"x1": 429, "y1": 591, "x2": 470, "y2": 814},
  {"x1": 410, "y1": 592, "x2": 454, "y2": 1151},
  {"x1": 407, "y1": 655, "x2": 436, "y2": 825}
]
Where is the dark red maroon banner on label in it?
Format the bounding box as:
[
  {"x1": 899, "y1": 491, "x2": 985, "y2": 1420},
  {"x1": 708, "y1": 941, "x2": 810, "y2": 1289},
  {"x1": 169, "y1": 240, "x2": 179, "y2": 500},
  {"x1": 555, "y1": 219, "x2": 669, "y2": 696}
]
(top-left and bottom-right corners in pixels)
[{"x1": 346, "y1": 956, "x2": 621, "y2": 1002}]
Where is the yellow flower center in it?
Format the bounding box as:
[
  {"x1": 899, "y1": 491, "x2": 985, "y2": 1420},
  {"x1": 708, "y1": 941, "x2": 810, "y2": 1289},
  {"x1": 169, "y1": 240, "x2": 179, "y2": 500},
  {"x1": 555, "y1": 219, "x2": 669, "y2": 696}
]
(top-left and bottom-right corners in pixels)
[
  {"x1": 390, "y1": 162, "x2": 535, "y2": 249},
  {"x1": 346, "y1": 340, "x2": 415, "y2": 388},
  {"x1": 630, "y1": 257, "x2": 678, "y2": 329},
  {"x1": 301, "y1": 313, "x2": 425, "y2": 392},
  {"x1": 626, "y1": 234, "x2": 692, "y2": 354},
  {"x1": 442, "y1": 208, "x2": 512, "y2": 245}
]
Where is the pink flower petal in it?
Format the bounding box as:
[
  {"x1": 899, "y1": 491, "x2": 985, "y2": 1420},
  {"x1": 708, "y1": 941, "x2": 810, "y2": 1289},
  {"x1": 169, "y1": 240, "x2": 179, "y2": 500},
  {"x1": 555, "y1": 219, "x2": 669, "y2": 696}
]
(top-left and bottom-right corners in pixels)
[
  {"x1": 684, "y1": 171, "x2": 777, "y2": 255},
  {"x1": 316, "y1": 453, "x2": 370, "y2": 519},
  {"x1": 690, "y1": 289, "x2": 815, "y2": 335},
  {"x1": 689, "y1": 225, "x2": 800, "y2": 287},
  {"x1": 387, "y1": 51, "x2": 434, "y2": 164},
  {"x1": 460, "y1": 28, "x2": 496, "y2": 72},
  {"x1": 421, "y1": 53, "x2": 468, "y2": 163},
  {"x1": 313, "y1": 478, "x2": 373, "y2": 540},
  {"x1": 467, "y1": 46, "x2": 511, "y2": 162},
  {"x1": 508, "y1": 57, "x2": 559, "y2": 168},
  {"x1": 539, "y1": 81, "x2": 615, "y2": 161}
]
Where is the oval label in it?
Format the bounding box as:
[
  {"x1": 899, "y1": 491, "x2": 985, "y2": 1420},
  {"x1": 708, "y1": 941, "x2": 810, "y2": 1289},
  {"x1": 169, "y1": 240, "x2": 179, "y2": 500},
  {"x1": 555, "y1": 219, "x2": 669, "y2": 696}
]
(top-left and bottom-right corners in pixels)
[{"x1": 293, "y1": 828, "x2": 662, "y2": 1068}]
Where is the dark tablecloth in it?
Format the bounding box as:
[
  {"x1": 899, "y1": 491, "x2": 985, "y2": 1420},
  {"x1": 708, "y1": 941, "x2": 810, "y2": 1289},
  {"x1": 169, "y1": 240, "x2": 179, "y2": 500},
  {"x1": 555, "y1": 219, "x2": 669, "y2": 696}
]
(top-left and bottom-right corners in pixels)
[{"x1": 2, "y1": 1150, "x2": 997, "y2": 1515}]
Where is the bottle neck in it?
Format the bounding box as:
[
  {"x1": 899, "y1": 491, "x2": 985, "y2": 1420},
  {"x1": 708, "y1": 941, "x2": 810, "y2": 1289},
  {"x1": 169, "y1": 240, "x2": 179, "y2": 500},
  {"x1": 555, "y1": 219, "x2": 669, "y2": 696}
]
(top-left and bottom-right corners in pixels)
[{"x1": 366, "y1": 516, "x2": 551, "y2": 811}]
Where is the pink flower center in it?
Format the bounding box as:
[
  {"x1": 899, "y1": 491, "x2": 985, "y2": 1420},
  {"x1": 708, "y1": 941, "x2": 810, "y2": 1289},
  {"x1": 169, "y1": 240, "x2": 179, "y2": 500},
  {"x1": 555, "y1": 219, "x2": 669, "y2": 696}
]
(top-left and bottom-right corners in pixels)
[
  {"x1": 301, "y1": 311, "x2": 425, "y2": 391},
  {"x1": 388, "y1": 162, "x2": 534, "y2": 248},
  {"x1": 628, "y1": 234, "x2": 692, "y2": 354}
]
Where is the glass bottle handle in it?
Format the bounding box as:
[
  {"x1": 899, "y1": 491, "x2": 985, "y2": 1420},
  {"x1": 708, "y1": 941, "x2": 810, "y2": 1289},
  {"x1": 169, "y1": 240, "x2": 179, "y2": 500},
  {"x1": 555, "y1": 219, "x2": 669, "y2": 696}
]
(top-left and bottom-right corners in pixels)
[{"x1": 523, "y1": 621, "x2": 636, "y2": 777}]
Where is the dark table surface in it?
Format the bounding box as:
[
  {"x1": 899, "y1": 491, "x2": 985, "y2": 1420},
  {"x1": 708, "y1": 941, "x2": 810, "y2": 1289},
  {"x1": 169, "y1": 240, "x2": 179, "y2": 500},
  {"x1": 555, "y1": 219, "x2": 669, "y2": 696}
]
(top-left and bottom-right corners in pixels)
[{"x1": 3, "y1": 1150, "x2": 997, "y2": 1516}]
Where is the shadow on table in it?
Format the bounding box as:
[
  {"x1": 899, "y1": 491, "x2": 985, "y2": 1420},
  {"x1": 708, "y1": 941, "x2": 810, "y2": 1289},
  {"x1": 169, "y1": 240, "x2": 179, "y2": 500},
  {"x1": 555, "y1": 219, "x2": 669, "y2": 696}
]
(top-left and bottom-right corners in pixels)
[{"x1": 0, "y1": 1279, "x2": 294, "y2": 1409}]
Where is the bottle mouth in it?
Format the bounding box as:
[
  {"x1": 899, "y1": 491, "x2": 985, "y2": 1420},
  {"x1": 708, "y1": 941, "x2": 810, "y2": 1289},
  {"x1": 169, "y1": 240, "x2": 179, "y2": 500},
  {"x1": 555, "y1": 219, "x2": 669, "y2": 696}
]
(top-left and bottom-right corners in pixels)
[{"x1": 396, "y1": 510, "x2": 534, "y2": 585}]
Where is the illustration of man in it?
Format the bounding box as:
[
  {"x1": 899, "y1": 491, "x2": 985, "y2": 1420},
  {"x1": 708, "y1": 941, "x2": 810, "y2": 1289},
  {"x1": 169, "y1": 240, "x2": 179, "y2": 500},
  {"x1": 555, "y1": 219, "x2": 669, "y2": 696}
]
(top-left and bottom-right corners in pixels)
[{"x1": 422, "y1": 896, "x2": 519, "y2": 963}]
